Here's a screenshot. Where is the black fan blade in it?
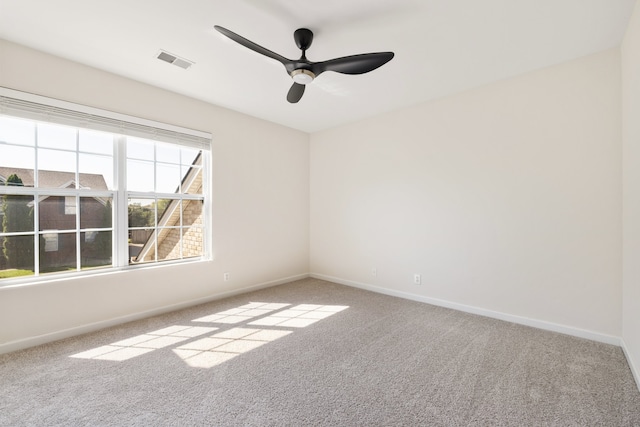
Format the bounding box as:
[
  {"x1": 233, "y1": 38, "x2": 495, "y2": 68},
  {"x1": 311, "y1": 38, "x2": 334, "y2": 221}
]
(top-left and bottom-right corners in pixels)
[
  {"x1": 287, "y1": 83, "x2": 305, "y2": 103},
  {"x1": 214, "y1": 25, "x2": 290, "y2": 65},
  {"x1": 312, "y1": 52, "x2": 394, "y2": 76}
]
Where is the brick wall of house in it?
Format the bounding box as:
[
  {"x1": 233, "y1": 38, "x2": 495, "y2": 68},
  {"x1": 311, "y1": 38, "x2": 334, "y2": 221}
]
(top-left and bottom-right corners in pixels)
[
  {"x1": 157, "y1": 228, "x2": 181, "y2": 261},
  {"x1": 38, "y1": 196, "x2": 110, "y2": 269},
  {"x1": 156, "y1": 197, "x2": 203, "y2": 261},
  {"x1": 180, "y1": 198, "x2": 203, "y2": 258}
]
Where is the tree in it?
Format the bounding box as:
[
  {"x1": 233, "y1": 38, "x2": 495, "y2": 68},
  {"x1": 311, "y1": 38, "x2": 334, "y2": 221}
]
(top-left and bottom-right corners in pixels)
[
  {"x1": 156, "y1": 198, "x2": 171, "y2": 218},
  {"x1": 128, "y1": 202, "x2": 154, "y2": 227},
  {"x1": 94, "y1": 200, "x2": 112, "y2": 262},
  {"x1": 2, "y1": 174, "x2": 34, "y2": 269}
]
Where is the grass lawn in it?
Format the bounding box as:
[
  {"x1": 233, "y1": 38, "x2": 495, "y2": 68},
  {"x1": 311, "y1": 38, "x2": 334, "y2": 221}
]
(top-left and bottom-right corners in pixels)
[
  {"x1": 1, "y1": 264, "x2": 109, "y2": 279},
  {"x1": 0, "y1": 269, "x2": 34, "y2": 279}
]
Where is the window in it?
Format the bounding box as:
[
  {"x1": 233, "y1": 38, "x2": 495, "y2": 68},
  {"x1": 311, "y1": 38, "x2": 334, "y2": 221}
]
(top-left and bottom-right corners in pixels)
[
  {"x1": 126, "y1": 137, "x2": 205, "y2": 264},
  {"x1": 43, "y1": 233, "x2": 59, "y2": 252},
  {"x1": 0, "y1": 89, "x2": 211, "y2": 283}
]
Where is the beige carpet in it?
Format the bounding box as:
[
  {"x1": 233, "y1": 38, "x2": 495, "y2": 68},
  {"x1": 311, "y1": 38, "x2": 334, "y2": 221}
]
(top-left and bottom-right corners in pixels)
[{"x1": 1, "y1": 278, "x2": 639, "y2": 426}]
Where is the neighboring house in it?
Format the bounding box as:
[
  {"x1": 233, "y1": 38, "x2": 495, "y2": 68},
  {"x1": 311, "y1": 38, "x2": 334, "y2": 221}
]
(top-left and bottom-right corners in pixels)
[
  {"x1": 134, "y1": 153, "x2": 203, "y2": 263},
  {"x1": 0, "y1": 167, "x2": 110, "y2": 270},
  {"x1": 0, "y1": 168, "x2": 108, "y2": 190}
]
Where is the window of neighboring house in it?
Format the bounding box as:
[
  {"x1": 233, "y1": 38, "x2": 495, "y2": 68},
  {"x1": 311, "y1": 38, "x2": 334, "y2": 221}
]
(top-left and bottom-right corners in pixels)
[
  {"x1": 65, "y1": 196, "x2": 76, "y2": 215},
  {"x1": 0, "y1": 89, "x2": 211, "y2": 283},
  {"x1": 42, "y1": 233, "x2": 58, "y2": 252},
  {"x1": 84, "y1": 230, "x2": 97, "y2": 243}
]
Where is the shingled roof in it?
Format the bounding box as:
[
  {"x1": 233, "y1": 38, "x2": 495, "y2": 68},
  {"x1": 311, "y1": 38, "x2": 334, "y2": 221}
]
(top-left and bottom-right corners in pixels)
[{"x1": 0, "y1": 167, "x2": 108, "y2": 190}]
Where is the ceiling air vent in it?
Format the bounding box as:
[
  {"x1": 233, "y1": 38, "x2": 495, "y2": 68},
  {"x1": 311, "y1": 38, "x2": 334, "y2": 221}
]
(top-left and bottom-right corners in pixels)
[{"x1": 156, "y1": 50, "x2": 194, "y2": 70}]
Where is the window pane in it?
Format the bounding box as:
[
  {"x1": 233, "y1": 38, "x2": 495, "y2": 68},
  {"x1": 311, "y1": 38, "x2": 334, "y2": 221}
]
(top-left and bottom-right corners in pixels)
[
  {"x1": 129, "y1": 228, "x2": 153, "y2": 246},
  {"x1": 40, "y1": 232, "x2": 76, "y2": 274},
  {"x1": 0, "y1": 116, "x2": 35, "y2": 146},
  {"x1": 157, "y1": 227, "x2": 181, "y2": 262},
  {"x1": 38, "y1": 149, "x2": 77, "y2": 188},
  {"x1": 182, "y1": 166, "x2": 203, "y2": 195},
  {"x1": 156, "y1": 143, "x2": 180, "y2": 164},
  {"x1": 127, "y1": 137, "x2": 154, "y2": 160},
  {"x1": 181, "y1": 147, "x2": 201, "y2": 166},
  {"x1": 0, "y1": 145, "x2": 35, "y2": 172},
  {"x1": 0, "y1": 234, "x2": 34, "y2": 277},
  {"x1": 182, "y1": 199, "x2": 202, "y2": 227},
  {"x1": 157, "y1": 198, "x2": 178, "y2": 222},
  {"x1": 1, "y1": 195, "x2": 34, "y2": 232},
  {"x1": 128, "y1": 198, "x2": 155, "y2": 228},
  {"x1": 129, "y1": 229, "x2": 154, "y2": 264},
  {"x1": 39, "y1": 197, "x2": 76, "y2": 231},
  {"x1": 127, "y1": 159, "x2": 154, "y2": 192},
  {"x1": 79, "y1": 153, "x2": 113, "y2": 190},
  {"x1": 37, "y1": 123, "x2": 76, "y2": 150},
  {"x1": 156, "y1": 163, "x2": 181, "y2": 193},
  {"x1": 81, "y1": 231, "x2": 112, "y2": 269},
  {"x1": 79, "y1": 129, "x2": 113, "y2": 155},
  {"x1": 182, "y1": 227, "x2": 203, "y2": 259},
  {"x1": 80, "y1": 197, "x2": 112, "y2": 229}
]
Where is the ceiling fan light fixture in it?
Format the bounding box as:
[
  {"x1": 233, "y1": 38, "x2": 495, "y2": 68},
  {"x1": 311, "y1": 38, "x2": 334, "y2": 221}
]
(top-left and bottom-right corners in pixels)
[{"x1": 291, "y1": 69, "x2": 315, "y2": 85}]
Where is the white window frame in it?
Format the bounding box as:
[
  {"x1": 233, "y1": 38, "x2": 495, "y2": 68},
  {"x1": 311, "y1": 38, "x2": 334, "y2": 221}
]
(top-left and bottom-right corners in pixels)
[{"x1": 0, "y1": 87, "x2": 212, "y2": 286}]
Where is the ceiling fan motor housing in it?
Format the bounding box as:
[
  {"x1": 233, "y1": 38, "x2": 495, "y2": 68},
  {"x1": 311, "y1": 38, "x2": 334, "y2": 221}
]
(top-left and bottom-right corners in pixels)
[{"x1": 294, "y1": 28, "x2": 313, "y2": 51}]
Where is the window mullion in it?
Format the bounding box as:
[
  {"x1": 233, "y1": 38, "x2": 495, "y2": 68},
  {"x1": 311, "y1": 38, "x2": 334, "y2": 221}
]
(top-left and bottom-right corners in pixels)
[
  {"x1": 153, "y1": 146, "x2": 158, "y2": 263},
  {"x1": 33, "y1": 191, "x2": 40, "y2": 276},
  {"x1": 76, "y1": 195, "x2": 81, "y2": 271},
  {"x1": 202, "y1": 151, "x2": 211, "y2": 260},
  {"x1": 115, "y1": 136, "x2": 128, "y2": 267},
  {"x1": 33, "y1": 123, "x2": 40, "y2": 275},
  {"x1": 75, "y1": 130, "x2": 81, "y2": 271},
  {"x1": 34, "y1": 124, "x2": 39, "y2": 188}
]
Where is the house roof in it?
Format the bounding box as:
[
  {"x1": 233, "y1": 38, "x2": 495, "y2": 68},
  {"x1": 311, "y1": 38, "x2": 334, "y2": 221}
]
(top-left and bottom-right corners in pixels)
[{"x1": 0, "y1": 167, "x2": 108, "y2": 190}]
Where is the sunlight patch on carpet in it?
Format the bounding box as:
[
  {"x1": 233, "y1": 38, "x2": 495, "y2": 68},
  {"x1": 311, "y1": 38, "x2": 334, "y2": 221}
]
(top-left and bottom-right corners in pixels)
[
  {"x1": 172, "y1": 327, "x2": 293, "y2": 368},
  {"x1": 69, "y1": 301, "x2": 349, "y2": 368},
  {"x1": 70, "y1": 325, "x2": 218, "y2": 361},
  {"x1": 192, "y1": 302, "x2": 291, "y2": 324},
  {"x1": 248, "y1": 304, "x2": 349, "y2": 328}
]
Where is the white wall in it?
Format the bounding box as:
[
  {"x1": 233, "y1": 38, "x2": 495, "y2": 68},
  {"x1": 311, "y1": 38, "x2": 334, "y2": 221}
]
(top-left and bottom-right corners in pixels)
[
  {"x1": 311, "y1": 49, "x2": 622, "y2": 340},
  {"x1": 622, "y1": 0, "x2": 640, "y2": 388},
  {"x1": 0, "y1": 40, "x2": 310, "y2": 351}
]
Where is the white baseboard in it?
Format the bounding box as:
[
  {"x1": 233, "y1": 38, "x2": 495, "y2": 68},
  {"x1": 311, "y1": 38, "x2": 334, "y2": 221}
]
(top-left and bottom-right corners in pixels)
[
  {"x1": 621, "y1": 339, "x2": 640, "y2": 392},
  {"x1": 0, "y1": 273, "x2": 309, "y2": 355},
  {"x1": 310, "y1": 273, "x2": 621, "y2": 346}
]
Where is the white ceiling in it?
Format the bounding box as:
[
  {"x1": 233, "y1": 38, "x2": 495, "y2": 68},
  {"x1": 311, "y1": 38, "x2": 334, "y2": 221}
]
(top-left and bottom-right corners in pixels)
[{"x1": 0, "y1": 0, "x2": 635, "y2": 133}]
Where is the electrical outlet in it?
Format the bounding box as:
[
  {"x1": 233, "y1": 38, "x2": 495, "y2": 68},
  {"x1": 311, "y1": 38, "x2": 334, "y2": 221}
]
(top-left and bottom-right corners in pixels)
[
  {"x1": 223, "y1": 272, "x2": 230, "y2": 281},
  {"x1": 414, "y1": 274, "x2": 421, "y2": 285},
  {"x1": 372, "y1": 268, "x2": 377, "y2": 277}
]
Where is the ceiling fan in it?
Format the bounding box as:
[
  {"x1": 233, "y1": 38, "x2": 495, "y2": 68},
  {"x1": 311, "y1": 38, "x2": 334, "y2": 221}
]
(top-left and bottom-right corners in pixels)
[{"x1": 214, "y1": 25, "x2": 394, "y2": 104}]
